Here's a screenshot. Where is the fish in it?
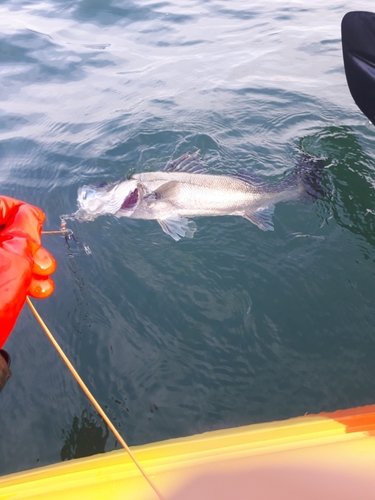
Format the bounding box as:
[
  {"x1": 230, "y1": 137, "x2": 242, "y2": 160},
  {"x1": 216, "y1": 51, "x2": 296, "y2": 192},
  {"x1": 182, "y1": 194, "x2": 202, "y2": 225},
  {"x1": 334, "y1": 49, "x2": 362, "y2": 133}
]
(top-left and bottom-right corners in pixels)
[{"x1": 62, "y1": 151, "x2": 324, "y2": 241}]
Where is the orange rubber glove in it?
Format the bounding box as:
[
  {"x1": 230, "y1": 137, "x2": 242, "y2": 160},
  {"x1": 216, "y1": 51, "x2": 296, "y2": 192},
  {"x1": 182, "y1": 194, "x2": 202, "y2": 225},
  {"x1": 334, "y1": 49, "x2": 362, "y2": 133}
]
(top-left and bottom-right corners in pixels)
[{"x1": 0, "y1": 196, "x2": 56, "y2": 347}]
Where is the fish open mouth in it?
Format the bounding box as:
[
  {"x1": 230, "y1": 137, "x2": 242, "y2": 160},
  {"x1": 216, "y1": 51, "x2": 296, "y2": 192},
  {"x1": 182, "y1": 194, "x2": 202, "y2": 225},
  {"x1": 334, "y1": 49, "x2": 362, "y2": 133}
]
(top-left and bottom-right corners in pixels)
[{"x1": 120, "y1": 188, "x2": 138, "y2": 210}]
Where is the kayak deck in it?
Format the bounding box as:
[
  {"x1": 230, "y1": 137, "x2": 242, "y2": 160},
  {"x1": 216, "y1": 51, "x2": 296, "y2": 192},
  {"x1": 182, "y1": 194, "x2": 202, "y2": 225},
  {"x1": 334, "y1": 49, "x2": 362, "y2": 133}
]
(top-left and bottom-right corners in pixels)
[{"x1": 1, "y1": 405, "x2": 375, "y2": 499}]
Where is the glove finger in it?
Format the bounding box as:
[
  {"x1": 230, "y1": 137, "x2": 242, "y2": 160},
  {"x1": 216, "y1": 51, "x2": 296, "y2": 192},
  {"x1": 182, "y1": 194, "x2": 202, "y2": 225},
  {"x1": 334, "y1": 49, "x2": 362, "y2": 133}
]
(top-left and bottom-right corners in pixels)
[
  {"x1": 33, "y1": 246, "x2": 57, "y2": 276},
  {"x1": 28, "y1": 276, "x2": 55, "y2": 299},
  {"x1": 2, "y1": 203, "x2": 45, "y2": 248}
]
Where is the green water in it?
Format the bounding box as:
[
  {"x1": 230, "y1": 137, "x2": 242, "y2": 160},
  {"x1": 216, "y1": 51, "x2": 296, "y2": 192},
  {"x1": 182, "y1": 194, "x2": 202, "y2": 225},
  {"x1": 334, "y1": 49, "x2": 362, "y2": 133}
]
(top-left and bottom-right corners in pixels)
[{"x1": 1, "y1": 0, "x2": 375, "y2": 475}]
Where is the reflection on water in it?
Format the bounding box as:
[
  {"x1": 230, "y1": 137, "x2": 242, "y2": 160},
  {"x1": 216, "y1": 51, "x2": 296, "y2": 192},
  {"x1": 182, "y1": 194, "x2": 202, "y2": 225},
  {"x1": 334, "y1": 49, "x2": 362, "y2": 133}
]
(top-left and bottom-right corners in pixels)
[{"x1": 301, "y1": 126, "x2": 375, "y2": 247}]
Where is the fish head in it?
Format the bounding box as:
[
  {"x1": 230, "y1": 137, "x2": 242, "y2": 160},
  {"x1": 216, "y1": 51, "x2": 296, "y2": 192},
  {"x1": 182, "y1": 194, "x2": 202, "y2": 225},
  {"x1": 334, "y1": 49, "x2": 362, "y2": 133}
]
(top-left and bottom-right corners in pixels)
[
  {"x1": 71, "y1": 179, "x2": 140, "y2": 221},
  {"x1": 76, "y1": 184, "x2": 109, "y2": 220}
]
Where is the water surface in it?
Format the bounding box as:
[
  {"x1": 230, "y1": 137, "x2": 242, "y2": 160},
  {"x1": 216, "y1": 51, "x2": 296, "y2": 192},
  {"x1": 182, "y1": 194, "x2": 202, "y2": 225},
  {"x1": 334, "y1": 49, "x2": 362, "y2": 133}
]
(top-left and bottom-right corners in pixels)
[{"x1": 1, "y1": 0, "x2": 375, "y2": 475}]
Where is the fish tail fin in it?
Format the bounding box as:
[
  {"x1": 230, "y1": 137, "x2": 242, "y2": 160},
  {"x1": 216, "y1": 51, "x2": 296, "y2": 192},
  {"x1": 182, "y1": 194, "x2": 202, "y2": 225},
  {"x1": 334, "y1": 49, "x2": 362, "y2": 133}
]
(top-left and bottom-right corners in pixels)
[{"x1": 293, "y1": 154, "x2": 325, "y2": 200}]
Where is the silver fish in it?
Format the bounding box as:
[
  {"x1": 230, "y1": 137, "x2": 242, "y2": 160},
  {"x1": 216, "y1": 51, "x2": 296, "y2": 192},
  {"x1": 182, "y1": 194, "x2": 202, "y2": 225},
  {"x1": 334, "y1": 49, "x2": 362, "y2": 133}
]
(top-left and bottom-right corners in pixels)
[{"x1": 63, "y1": 151, "x2": 324, "y2": 241}]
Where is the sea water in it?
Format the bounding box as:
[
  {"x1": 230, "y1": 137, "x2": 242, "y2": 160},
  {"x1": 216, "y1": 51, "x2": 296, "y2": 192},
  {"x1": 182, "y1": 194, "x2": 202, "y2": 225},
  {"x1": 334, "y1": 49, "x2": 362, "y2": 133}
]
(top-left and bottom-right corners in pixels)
[{"x1": 1, "y1": 0, "x2": 375, "y2": 474}]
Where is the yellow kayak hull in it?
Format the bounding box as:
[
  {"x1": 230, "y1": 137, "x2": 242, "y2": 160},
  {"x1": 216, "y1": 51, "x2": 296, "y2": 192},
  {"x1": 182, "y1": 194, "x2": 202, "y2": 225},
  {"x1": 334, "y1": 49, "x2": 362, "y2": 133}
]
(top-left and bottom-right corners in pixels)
[{"x1": 1, "y1": 405, "x2": 375, "y2": 499}]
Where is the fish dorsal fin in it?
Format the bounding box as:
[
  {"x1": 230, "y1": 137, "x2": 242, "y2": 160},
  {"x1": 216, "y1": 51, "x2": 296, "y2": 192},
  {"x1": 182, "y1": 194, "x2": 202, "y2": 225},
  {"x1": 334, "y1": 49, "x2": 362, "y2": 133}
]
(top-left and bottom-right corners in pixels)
[
  {"x1": 243, "y1": 205, "x2": 275, "y2": 231},
  {"x1": 163, "y1": 151, "x2": 207, "y2": 174},
  {"x1": 157, "y1": 217, "x2": 197, "y2": 241},
  {"x1": 229, "y1": 169, "x2": 266, "y2": 186}
]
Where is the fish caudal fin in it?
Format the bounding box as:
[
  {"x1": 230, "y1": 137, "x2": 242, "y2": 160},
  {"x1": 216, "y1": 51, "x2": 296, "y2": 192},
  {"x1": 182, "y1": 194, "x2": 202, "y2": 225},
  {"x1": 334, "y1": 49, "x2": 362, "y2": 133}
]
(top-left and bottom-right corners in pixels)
[
  {"x1": 157, "y1": 217, "x2": 197, "y2": 241},
  {"x1": 294, "y1": 154, "x2": 325, "y2": 200},
  {"x1": 241, "y1": 154, "x2": 324, "y2": 232}
]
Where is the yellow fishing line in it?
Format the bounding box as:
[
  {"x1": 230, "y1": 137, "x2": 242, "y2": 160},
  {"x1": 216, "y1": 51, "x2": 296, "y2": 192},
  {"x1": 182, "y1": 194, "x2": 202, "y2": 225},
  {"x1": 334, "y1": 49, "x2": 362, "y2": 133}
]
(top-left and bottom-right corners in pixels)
[
  {"x1": 26, "y1": 296, "x2": 164, "y2": 500},
  {"x1": 41, "y1": 230, "x2": 69, "y2": 235}
]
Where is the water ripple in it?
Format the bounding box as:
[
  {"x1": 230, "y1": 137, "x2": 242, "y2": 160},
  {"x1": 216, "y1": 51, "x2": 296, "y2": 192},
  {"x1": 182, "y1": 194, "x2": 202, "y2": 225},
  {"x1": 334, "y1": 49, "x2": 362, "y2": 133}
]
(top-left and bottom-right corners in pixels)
[{"x1": 1, "y1": 0, "x2": 375, "y2": 476}]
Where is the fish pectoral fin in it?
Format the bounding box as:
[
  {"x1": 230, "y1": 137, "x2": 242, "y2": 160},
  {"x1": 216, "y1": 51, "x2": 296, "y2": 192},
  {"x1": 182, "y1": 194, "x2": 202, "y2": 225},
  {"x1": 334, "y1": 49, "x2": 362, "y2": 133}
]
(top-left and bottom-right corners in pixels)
[
  {"x1": 243, "y1": 205, "x2": 275, "y2": 231},
  {"x1": 154, "y1": 181, "x2": 180, "y2": 200},
  {"x1": 157, "y1": 217, "x2": 197, "y2": 241}
]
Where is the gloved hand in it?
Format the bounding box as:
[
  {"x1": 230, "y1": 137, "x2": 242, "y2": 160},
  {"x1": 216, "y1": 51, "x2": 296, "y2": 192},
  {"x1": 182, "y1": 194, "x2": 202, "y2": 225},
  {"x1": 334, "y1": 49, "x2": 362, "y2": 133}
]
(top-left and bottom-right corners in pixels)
[{"x1": 0, "y1": 196, "x2": 56, "y2": 348}]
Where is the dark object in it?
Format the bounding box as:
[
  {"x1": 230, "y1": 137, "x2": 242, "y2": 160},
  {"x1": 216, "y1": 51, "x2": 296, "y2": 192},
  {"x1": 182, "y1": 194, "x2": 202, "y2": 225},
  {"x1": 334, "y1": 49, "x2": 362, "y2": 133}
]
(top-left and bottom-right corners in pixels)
[
  {"x1": 0, "y1": 349, "x2": 12, "y2": 392},
  {"x1": 342, "y1": 11, "x2": 375, "y2": 124},
  {"x1": 61, "y1": 411, "x2": 109, "y2": 460}
]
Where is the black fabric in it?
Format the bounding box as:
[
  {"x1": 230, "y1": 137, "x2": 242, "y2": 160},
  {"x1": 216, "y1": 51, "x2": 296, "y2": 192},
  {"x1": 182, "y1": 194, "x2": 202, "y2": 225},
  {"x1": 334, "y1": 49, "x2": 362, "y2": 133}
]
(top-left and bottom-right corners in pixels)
[
  {"x1": 342, "y1": 11, "x2": 375, "y2": 124},
  {"x1": 0, "y1": 350, "x2": 11, "y2": 392}
]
